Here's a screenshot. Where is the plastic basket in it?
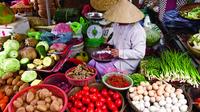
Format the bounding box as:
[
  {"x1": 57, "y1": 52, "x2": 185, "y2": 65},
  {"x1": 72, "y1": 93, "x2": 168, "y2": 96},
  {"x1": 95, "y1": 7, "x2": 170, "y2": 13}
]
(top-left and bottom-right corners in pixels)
[
  {"x1": 8, "y1": 84, "x2": 68, "y2": 112},
  {"x1": 65, "y1": 65, "x2": 97, "y2": 86},
  {"x1": 43, "y1": 73, "x2": 73, "y2": 93},
  {"x1": 66, "y1": 83, "x2": 125, "y2": 112}
]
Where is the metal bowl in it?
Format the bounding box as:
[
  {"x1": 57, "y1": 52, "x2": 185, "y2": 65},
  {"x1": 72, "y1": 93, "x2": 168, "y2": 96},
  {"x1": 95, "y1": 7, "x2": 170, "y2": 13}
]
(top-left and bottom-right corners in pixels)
[{"x1": 85, "y1": 12, "x2": 103, "y2": 20}]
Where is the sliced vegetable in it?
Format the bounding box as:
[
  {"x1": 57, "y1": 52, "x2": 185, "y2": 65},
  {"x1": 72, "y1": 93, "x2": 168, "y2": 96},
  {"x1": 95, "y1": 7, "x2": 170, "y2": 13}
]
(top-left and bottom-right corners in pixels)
[
  {"x1": 3, "y1": 39, "x2": 20, "y2": 52},
  {"x1": 42, "y1": 57, "x2": 55, "y2": 67},
  {"x1": 50, "y1": 54, "x2": 60, "y2": 61},
  {"x1": 1, "y1": 58, "x2": 20, "y2": 72},
  {"x1": 33, "y1": 59, "x2": 43, "y2": 66},
  {"x1": 27, "y1": 63, "x2": 36, "y2": 69},
  {"x1": 21, "y1": 70, "x2": 37, "y2": 83},
  {"x1": 20, "y1": 58, "x2": 30, "y2": 65},
  {"x1": 36, "y1": 41, "x2": 49, "y2": 51}
]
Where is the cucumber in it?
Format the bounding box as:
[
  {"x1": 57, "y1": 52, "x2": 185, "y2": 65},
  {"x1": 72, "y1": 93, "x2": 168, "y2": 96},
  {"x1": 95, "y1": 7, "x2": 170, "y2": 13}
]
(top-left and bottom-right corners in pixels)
[
  {"x1": 27, "y1": 63, "x2": 36, "y2": 69},
  {"x1": 20, "y1": 58, "x2": 30, "y2": 65},
  {"x1": 8, "y1": 50, "x2": 18, "y2": 58},
  {"x1": 42, "y1": 57, "x2": 55, "y2": 67},
  {"x1": 36, "y1": 45, "x2": 46, "y2": 59}
]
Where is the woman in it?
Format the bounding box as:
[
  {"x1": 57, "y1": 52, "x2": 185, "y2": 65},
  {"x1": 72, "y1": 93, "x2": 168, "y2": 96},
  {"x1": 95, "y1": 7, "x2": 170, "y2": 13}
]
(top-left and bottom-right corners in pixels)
[{"x1": 89, "y1": 0, "x2": 146, "y2": 76}]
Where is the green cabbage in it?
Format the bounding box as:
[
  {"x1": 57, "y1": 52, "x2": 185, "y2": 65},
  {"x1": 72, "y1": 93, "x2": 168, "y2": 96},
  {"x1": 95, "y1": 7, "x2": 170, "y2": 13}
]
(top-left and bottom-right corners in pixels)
[
  {"x1": 3, "y1": 39, "x2": 20, "y2": 51},
  {"x1": 1, "y1": 58, "x2": 20, "y2": 72},
  {"x1": 0, "y1": 51, "x2": 7, "y2": 63}
]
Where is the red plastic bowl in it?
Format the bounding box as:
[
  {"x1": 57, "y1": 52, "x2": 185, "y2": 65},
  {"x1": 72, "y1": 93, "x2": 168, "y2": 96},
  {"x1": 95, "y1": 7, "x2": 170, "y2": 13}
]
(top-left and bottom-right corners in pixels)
[
  {"x1": 8, "y1": 84, "x2": 68, "y2": 112},
  {"x1": 43, "y1": 73, "x2": 73, "y2": 93},
  {"x1": 65, "y1": 65, "x2": 97, "y2": 86}
]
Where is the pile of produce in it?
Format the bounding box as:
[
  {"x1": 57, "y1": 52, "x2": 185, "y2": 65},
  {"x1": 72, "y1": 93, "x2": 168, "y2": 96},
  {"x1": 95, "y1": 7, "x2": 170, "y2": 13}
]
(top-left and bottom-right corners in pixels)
[
  {"x1": 13, "y1": 88, "x2": 64, "y2": 112},
  {"x1": 188, "y1": 33, "x2": 200, "y2": 51},
  {"x1": 68, "y1": 86, "x2": 123, "y2": 112},
  {"x1": 129, "y1": 73, "x2": 147, "y2": 86},
  {"x1": 180, "y1": 6, "x2": 200, "y2": 20},
  {"x1": 106, "y1": 75, "x2": 131, "y2": 88},
  {"x1": 128, "y1": 81, "x2": 189, "y2": 112},
  {"x1": 0, "y1": 91, "x2": 9, "y2": 111},
  {"x1": 0, "y1": 72, "x2": 29, "y2": 97},
  {"x1": 141, "y1": 51, "x2": 200, "y2": 87},
  {"x1": 66, "y1": 64, "x2": 95, "y2": 80}
]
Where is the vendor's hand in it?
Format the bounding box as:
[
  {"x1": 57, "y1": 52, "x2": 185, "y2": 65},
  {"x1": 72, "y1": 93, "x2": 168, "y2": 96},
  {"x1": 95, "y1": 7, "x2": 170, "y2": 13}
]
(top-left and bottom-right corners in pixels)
[
  {"x1": 111, "y1": 49, "x2": 119, "y2": 58},
  {"x1": 105, "y1": 46, "x2": 111, "y2": 51}
]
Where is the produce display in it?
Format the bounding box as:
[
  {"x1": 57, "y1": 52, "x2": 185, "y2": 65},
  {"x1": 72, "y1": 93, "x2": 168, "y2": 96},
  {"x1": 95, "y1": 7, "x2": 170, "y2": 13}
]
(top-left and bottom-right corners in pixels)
[
  {"x1": 128, "y1": 81, "x2": 189, "y2": 112},
  {"x1": 0, "y1": 72, "x2": 29, "y2": 97},
  {"x1": 141, "y1": 51, "x2": 200, "y2": 87},
  {"x1": 68, "y1": 86, "x2": 123, "y2": 112},
  {"x1": 13, "y1": 88, "x2": 64, "y2": 112},
  {"x1": 188, "y1": 33, "x2": 200, "y2": 51},
  {"x1": 92, "y1": 50, "x2": 113, "y2": 62},
  {"x1": 66, "y1": 64, "x2": 95, "y2": 80},
  {"x1": 180, "y1": 6, "x2": 200, "y2": 20},
  {"x1": 129, "y1": 73, "x2": 147, "y2": 86},
  {"x1": 106, "y1": 75, "x2": 131, "y2": 88}
]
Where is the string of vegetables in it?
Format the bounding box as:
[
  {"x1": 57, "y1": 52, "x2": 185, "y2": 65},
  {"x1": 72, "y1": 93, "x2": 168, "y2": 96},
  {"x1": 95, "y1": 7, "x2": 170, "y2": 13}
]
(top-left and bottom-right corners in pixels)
[{"x1": 142, "y1": 50, "x2": 200, "y2": 87}]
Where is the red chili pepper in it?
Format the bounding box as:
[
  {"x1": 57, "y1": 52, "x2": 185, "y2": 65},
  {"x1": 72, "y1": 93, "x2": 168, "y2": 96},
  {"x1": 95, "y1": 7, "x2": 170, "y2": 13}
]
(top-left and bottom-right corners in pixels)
[{"x1": 106, "y1": 75, "x2": 130, "y2": 88}]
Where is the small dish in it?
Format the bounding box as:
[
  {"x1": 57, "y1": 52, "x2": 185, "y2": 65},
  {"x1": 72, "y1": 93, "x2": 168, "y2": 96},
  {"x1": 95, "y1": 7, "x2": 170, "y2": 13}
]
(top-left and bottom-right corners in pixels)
[{"x1": 91, "y1": 50, "x2": 114, "y2": 62}]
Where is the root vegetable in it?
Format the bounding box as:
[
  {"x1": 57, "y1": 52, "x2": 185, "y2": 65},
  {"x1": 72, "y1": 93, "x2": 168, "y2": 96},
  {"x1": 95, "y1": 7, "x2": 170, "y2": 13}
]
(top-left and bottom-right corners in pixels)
[
  {"x1": 26, "y1": 91, "x2": 35, "y2": 103},
  {"x1": 30, "y1": 99, "x2": 38, "y2": 106},
  {"x1": 50, "y1": 100, "x2": 60, "y2": 112},
  {"x1": 5, "y1": 87, "x2": 13, "y2": 96},
  {"x1": 19, "y1": 83, "x2": 29, "y2": 91},
  {"x1": 37, "y1": 104, "x2": 48, "y2": 111},
  {"x1": 26, "y1": 105, "x2": 34, "y2": 112},
  {"x1": 45, "y1": 97, "x2": 51, "y2": 103},
  {"x1": 2, "y1": 72, "x2": 13, "y2": 80},
  {"x1": 12, "y1": 76, "x2": 20, "y2": 85},
  {"x1": 37, "y1": 100, "x2": 46, "y2": 105},
  {"x1": 13, "y1": 98, "x2": 23, "y2": 108},
  {"x1": 19, "y1": 47, "x2": 37, "y2": 60},
  {"x1": 7, "y1": 77, "x2": 14, "y2": 85},
  {"x1": 16, "y1": 107, "x2": 26, "y2": 112}
]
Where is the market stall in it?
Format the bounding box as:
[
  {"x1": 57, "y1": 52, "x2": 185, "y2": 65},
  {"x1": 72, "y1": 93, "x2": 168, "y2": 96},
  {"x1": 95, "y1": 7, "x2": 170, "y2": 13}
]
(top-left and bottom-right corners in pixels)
[{"x1": 0, "y1": 0, "x2": 199, "y2": 112}]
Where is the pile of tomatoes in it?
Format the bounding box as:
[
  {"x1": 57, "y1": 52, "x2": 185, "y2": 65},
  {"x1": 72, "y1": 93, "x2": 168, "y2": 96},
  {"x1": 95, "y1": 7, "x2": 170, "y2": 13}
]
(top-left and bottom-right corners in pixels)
[{"x1": 67, "y1": 86, "x2": 123, "y2": 112}]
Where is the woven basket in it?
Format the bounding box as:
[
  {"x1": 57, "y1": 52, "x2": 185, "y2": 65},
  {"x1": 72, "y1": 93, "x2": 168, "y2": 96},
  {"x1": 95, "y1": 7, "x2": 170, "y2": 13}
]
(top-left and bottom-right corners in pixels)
[
  {"x1": 127, "y1": 85, "x2": 193, "y2": 112},
  {"x1": 187, "y1": 41, "x2": 200, "y2": 58},
  {"x1": 67, "y1": 83, "x2": 125, "y2": 112}
]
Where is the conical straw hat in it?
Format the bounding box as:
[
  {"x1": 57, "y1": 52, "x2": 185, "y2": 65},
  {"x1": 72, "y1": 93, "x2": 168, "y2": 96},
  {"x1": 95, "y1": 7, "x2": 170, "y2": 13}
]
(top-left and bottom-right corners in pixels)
[
  {"x1": 103, "y1": 0, "x2": 144, "y2": 23},
  {"x1": 90, "y1": 0, "x2": 119, "y2": 11}
]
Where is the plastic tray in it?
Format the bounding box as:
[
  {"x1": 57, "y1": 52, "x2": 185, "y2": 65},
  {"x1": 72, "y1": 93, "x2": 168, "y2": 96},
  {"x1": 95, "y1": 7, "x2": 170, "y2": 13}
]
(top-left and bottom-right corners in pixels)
[
  {"x1": 8, "y1": 84, "x2": 68, "y2": 112},
  {"x1": 43, "y1": 73, "x2": 73, "y2": 93}
]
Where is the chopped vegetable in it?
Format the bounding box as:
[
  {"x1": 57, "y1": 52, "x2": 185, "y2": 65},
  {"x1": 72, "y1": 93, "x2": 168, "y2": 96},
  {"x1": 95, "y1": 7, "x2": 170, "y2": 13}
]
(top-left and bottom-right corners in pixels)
[
  {"x1": 3, "y1": 39, "x2": 20, "y2": 52},
  {"x1": 20, "y1": 58, "x2": 30, "y2": 65},
  {"x1": 27, "y1": 63, "x2": 36, "y2": 69},
  {"x1": 21, "y1": 70, "x2": 37, "y2": 83},
  {"x1": 8, "y1": 50, "x2": 18, "y2": 58},
  {"x1": 36, "y1": 41, "x2": 49, "y2": 51},
  {"x1": 42, "y1": 57, "x2": 55, "y2": 67}
]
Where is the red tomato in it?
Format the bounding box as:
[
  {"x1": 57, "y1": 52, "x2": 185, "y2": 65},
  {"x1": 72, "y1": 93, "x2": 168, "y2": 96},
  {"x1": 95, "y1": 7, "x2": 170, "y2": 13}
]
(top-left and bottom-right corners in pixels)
[
  {"x1": 102, "y1": 109, "x2": 108, "y2": 112},
  {"x1": 75, "y1": 100, "x2": 83, "y2": 108},
  {"x1": 101, "y1": 88, "x2": 108, "y2": 97},
  {"x1": 88, "y1": 103, "x2": 95, "y2": 109},
  {"x1": 96, "y1": 93, "x2": 102, "y2": 98},
  {"x1": 67, "y1": 102, "x2": 73, "y2": 108},
  {"x1": 77, "y1": 109, "x2": 83, "y2": 112},
  {"x1": 82, "y1": 97, "x2": 91, "y2": 104},
  {"x1": 99, "y1": 97, "x2": 106, "y2": 103},
  {"x1": 107, "y1": 101, "x2": 117, "y2": 111},
  {"x1": 113, "y1": 93, "x2": 120, "y2": 100},
  {"x1": 96, "y1": 101, "x2": 103, "y2": 108},
  {"x1": 101, "y1": 105, "x2": 107, "y2": 110},
  {"x1": 70, "y1": 107, "x2": 78, "y2": 112},
  {"x1": 83, "y1": 86, "x2": 90, "y2": 91},
  {"x1": 86, "y1": 108, "x2": 95, "y2": 112},
  {"x1": 84, "y1": 91, "x2": 90, "y2": 96},
  {"x1": 82, "y1": 106, "x2": 87, "y2": 112},
  {"x1": 115, "y1": 99, "x2": 122, "y2": 108},
  {"x1": 77, "y1": 93, "x2": 82, "y2": 99},
  {"x1": 106, "y1": 97, "x2": 112, "y2": 102},
  {"x1": 108, "y1": 90, "x2": 115, "y2": 96},
  {"x1": 90, "y1": 94, "x2": 98, "y2": 102},
  {"x1": 69, "y1": 96, "x2": 75, "y2": 101},
  {"x1": 95, "y1": 108, "x2": 103, "y2": 112},
  {"x1": 90, "y1": 87, "x2": 98, "y2": 93},
  {"x1": 112, "y1": 110, "x2": 119, "y2": 112}
]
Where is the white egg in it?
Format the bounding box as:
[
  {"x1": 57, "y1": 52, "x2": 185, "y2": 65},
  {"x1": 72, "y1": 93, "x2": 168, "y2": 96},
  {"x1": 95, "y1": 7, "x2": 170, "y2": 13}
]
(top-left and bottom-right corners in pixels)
[
  {"x1": 153, "y1": 102, "x2": 160, "y2": 108},
  {"x1": 178, "y1": 99, "x2": 187, "y2": 105},
  {"x1": 149, "y1": 106, "x2": 157, "y2": 112},
  {"x1": 135, "y1": 103, "x2": 141, "y2": 110},
  {"x1": 176, "y1": 89, "x2": 183, "y2": 94},
  {"x1": 160, "y1": 107, "x2": 167, "y2": 112},
  {"x1": 147, "y1": 85, "x2": 153, "y2": 91},
  {"x1": 139, "y1": 100, "x2": 145, "y2": 104},
  {"x1": 144, "y1": 96, "x2": 150, "y2": 102},
  {"x1": 175, "y1": 103, "x2": 182, "y2": 108},
  {"x1": 171, "y1": 87, "x2": 175, "y2": 93},
  {"x1": 150, "y1": 97, "x2": 156, "y2": 103},
  {"x1": 149, "y1": 91, "x2": 155, "y2": 97},
  {"x1": 138, "y1": 89, "x2": 144, "y2": 95},
  {"x1": 152, "y1": 83, "x2": 159, "y2": 90},
  {"x1": 164, "y1": 92, "x2": 170, "y2": 97},
  {"x1": 179, "y1": 105, "x2": 188, "y2": 112},
  {"x1": 140, "y1": 103, "x2": 145, "y2": 111},
  {"x1": 129, "y1": 87, "x2": 135, "y2": 93},
  {"x1": 131, "y1": 101, "x2": 139, "y2": 105},
  {"x1": 156, "y1": 96, "x2": 161, "y2": 102},
  {"x1": 166, "y1": 97, "x2": 172, "y2": 104},
  {"x1": 166, "y1": 108, "x2": 172, "y2": 112},
  {"x1": 157, "y1": 89, "x2": 164, "y2": 96},
  {"x1": 160, "y1": 95, "x2": 165, "y2": 100},
  {"x1": 138, "y1": 95, "x2": 144, "y2": 100},
  {"x1": 143, "y1": 108, "x2": 150, "y2": 112},
  {"x1": 159, "y1": 99, "x2": 166, "y2": 106},
  {"x1": 165, "y1": 103, "x2": 172, "y2": 108},
  {"x1": 170, "y1": 93, "x2": 176, "y2": 98},
  {"x1": 177, "y1": 94, "x2": 185, "y2": 99},
  {"x1": 172, "y1": 106, "x2": 180, "y2": 112},
  {"x1": 172, "y1": 97, "x2": 178, "y2": 104},
  {"x1": 144, "y1": 91, "x2": 149, "y2": 96},
  {"x1": 133, "y1": 96, "x2": 140, "y2": 101},
  {"x1": 130, "y1": 93, "x2": 135, "y2": 98},
  {"x1": 144, "y1": 101, "x2": 151, "y2": 108}
]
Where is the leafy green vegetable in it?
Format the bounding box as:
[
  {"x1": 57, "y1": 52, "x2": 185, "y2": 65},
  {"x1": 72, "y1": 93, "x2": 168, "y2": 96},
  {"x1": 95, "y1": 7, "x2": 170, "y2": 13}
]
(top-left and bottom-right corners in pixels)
[
  {"x1": 0, "y1": 69, "x2": 5, "y2": 77},
  {"x1": 129, "y1": 73, "x2": 147, "y2": 86},
  {"x1": 1, "y1": 58, "x2": 20, "y2": 72},
  {"x1": 145, "y1": 25, "x2": 161, "y2": 47},
  {"x1": 181, "y1": 7, "x2": 200, "y2": 20},
  {"x1": 3, "y1": 39, "x2": 19, "y2": 52},
  {"x1": 21, "y1": 70, "x2": 37, "y2": 82}
]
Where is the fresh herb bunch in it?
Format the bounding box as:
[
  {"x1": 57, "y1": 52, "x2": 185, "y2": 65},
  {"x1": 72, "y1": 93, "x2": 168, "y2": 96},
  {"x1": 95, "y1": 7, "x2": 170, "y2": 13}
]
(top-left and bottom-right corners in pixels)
[{"x1": 129, "y1": 73, "x2": 147, "y2": 86}]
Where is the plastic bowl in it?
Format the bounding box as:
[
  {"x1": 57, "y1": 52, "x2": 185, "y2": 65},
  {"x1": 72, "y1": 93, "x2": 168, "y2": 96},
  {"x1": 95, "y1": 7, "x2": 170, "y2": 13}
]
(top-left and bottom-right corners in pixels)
[
  {"x1": 65, "y1": 65, "x2": 97, "y2": 86},
  {"x1": 102, "y1": 72, "x2": 133, "y2": 91},
  {"x1": 43, "y1": 73, "x2": 73, "y2": 93},
  {"x1": 8, "y1": 84, "x2": 68, "y2": 112}
]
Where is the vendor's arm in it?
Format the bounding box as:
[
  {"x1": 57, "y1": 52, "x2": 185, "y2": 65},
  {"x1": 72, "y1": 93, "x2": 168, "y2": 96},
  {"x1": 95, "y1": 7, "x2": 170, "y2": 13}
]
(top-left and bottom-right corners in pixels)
[{"x1": 119, "y1": 26, "x2": 146, "y2": 60}]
